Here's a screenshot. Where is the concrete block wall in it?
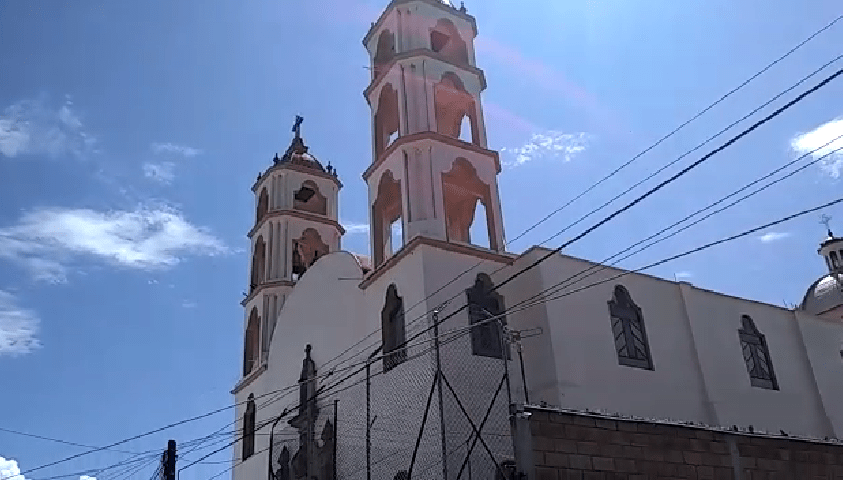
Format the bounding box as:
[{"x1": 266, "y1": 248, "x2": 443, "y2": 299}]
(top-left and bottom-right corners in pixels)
[{"x1": 526, "y1": 406, "x2": 843, "y2": 480}]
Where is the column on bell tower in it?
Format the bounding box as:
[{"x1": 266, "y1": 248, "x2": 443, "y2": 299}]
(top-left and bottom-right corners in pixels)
[
  {"x1": 362, "y1": 0, "x2": 505, "y2": 269},
  {"x1": 240, "y1": 118, "x2": 345, "y2": 381}
]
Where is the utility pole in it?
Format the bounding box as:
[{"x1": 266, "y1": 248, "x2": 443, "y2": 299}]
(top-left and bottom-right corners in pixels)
[
  {"x1": 432, "y1": 304, "x2": 449, "y2": 480},
  {"x1": 163, "y1": 440, "x2": 176, "y2": 480}
]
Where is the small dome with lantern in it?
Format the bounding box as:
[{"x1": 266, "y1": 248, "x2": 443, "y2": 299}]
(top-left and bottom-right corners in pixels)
[{"x1": 800, "y1": 215, "x2": 843, "y2": 316}]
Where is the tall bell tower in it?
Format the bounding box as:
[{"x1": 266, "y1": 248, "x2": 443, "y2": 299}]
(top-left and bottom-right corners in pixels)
[
  {"x1": 240, "y1": 117, "x2": 345, "y2": 382},
  {"x1": 362, "y1": 0, "x2": 506, "y2": 269}
]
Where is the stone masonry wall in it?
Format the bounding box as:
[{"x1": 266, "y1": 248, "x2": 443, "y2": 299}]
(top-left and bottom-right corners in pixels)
[{"x1": 526, "y1": 407, "x2": 843, "y2": 480}]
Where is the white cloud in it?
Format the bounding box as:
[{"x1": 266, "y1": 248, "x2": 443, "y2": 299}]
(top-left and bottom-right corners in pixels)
[
  {"x1": 182, "y1": 300, "x2": 197, "y2": 309},
  {"x1": 791, "y1": 117, "x2": 843, "y2": 178},
  {"x1": 143, "y1": 161, "x2": 176, "y2": 185},
  {"x1": 0, "y1": 97, "x2": 96, "y2": 159},
  {"x1": 501, "y1": 131, "x2": 591, "y2": 167},
  {"x1": 80, "y1": 476, "x2": 96, "y2": 480},
  {"x1": 152, "y1": 142, "x2": 202, "y2": 158},
  {"x1": 758, "y1": 232, "x2": 791, "y2": 243},
  {"x1": 0, "y1": 457, "x2": 24, "y2": 480},
  {"x1": 342, "y1": 222, "x2": 370, "y2": 234},
  {"x1": 0, "y1": 206, "x2": 228, "y2": 283},
  {"x1": 0, "y1": 291, "x2": 39, "y2": 356},
  {"x1": 674, "y1": 271, "x2": 693, "y2": 279}
]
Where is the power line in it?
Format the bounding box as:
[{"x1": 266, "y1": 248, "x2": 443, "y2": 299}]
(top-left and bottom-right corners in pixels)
[
  {"x1": 394, "y1": 52, "x2": 843, "y2": 340},
  {"x1": 314, "y1": 15, "x2": 843, "y2": 375},
  {"x1": 365, "y1": 62, "x2": 843, "y2": 372},
  {"x1": 519, "y1": 196, "x2": 843, "y2": 312},
  {"x1": 21, "y1": 29, "x2": 843, "y2": 475},
  {"x1": 0, "y1": 427, "x2": 143, "y2": 456},
  {"x1": 520, "y1": 139, "x2": 843, "y2": 310}
]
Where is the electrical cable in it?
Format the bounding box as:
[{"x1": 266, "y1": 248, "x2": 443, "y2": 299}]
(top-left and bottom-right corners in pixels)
[
  {"x1": 509, "y1": 136, "x2": 843, "y2": 315},
  {"x1": 27, "y1": 23, "x2": 842, "y2": 480},
  {"x1": 313, "y1": 16, "x2": 843, "y2": 375},
  {"x1": 378, "y1": 63, "x2": 843, "y2": 370},
  {"x1": 384, "y1": 52, "x2": 840, "y2": 339}
]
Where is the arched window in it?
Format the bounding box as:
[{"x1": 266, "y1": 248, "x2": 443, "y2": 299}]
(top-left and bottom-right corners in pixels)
[
  {"x1": 372, "y1": 170, "x2": 403, "y2": 267},
  {"x1": 382, "y1": 284, "x2": 407, "y2": 371},
  {"x1": 434, "y1": 73, "x2": 479, "y2": 146},
  {"x1": 739, "y1": 315, "x2": 778, "y2": 390},
  {"x1": 374, "y1": 83, "x2": 400, "y2": 158},
  {"x1": 293, "y1": 180, "x2": 327, "y2": 216},
  {"x1": 607, "y1": 285, "x2": 653, "y2": 370},
  {"x1": 373, "y1": 29, "x2": 396, "y2": 77},
  {"x1": 429, "y1": 19, "x2": 469, "y2": 66},
  {"x1": 291, "y1": 228, "x2": 330, "y2": 280},
  {"x1": 242, "y1": 394, "x2": 256, "y2": 460},
  {"x1": 243, "y1": 308, "x2": 260, "y2": 377},
  {"x1": 465, "y1": 273, "x2": 509, "y2": 359},
  {"x1": 256, "y1": 187, "x2": 269, "y2": 223},
  {"x1": 441, "y1": 158, "x2": 499, "y2": 250},
  {"x1": 250, "y1": 236, "x2": 266, "y2": 292}
]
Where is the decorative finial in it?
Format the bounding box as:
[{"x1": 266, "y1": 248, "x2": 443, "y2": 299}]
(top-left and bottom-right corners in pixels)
[
  {"x1": 821, "y1": 214, "x2": 834, "y2": 237},
  {"x1": 305, "y1": 344, "x2": 312, "y2": 357},
  {"x1": 292, "y1": 115, "x2": 304, "y2": 139},
  {"x1": 460, "y1": 1, "x2": 466, "y2": 12}
]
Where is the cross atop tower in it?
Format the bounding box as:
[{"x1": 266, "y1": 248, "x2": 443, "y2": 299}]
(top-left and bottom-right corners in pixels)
[
  {"x1": 292, "y1": 115, "x2": 304, "y2": 139},
  {"x1": 821, "y1": 214, "x2": 834, "y2": 237}
]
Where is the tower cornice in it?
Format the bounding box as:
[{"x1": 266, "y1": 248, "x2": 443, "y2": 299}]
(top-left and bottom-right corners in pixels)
[
  {"x1": 363, "y1": 49, "x2": 486, "y2": 103},
  {"x1": 240, "y1": 279, "x2": 296, "y2": 307},
  {"x1": 363, "y1": 0, "x2": 478, "y2": 47},
  {"x1": 248, "y1": 209, "x2": 346, "y2": 239},
  {"x1": 252, "y1": 162, "x2": 343, "y2": 193},
  {"x1": 362, "y1": 131, "x2": 501, "y2": 181},
  {"x1": 358, "y1": 234, "x2": 515, "y2": 290}
]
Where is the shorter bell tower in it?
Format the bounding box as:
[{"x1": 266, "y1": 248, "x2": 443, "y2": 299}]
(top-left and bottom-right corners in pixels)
[{"x1": 240, "y1": 117, "x2": 345, "y2": 382}]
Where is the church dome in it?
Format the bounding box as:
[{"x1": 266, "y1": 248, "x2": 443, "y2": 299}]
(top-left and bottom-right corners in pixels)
[
  {"x1": 800, "y1": 273, "x2": 843, "y2": 315},
  {"x1": 267, "y1": 116, "x2": 338, "y2": 177},
  {"x1": 799, "y1": 219, "x2": 843, "y2": 316},
  {"x1": 276, "y1": 137, "x2": 327, "y2": 173}
]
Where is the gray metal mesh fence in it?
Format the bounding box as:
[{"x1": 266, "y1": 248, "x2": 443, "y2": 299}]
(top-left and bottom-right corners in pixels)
[{"x1": 274, "y1": 306, "x2": 516, "y2": 479}]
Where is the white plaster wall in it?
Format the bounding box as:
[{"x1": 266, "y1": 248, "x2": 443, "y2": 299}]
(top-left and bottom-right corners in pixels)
[
  {"x1": 232, "y1": 367, "x2": 274, "y2": 480},
  {"x1": 794, "y1": 311, "x2": 843, "y2": 437},
  {"x1": 516, "y1": 251, "x2": 712, "y2": 424},
  {"x1": 681, "y1": 285, "x2": 833, "y2": 437}
]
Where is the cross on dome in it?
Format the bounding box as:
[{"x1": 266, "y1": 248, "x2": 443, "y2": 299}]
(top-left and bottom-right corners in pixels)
[
  {"x1": 821, "y1": 214, "x2": 834, "y2": 238},
  {"x1": 292, "y1": 115, "x2": 304, "y2": 139}
]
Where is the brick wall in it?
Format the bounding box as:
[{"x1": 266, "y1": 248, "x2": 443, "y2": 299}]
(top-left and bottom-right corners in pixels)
[{"x1": 525, "y1": 407, "x2": 843, "y2": 480}]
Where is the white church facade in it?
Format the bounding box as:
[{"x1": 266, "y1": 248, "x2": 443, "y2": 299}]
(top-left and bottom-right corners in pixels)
[{"x1": 231, "y1": 1, "x2": 843, "y2": 479}]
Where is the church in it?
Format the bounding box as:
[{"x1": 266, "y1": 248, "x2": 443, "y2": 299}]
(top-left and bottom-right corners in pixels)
[{"x1": 231, "y1": 1, "x2": 843, "y2": 479}]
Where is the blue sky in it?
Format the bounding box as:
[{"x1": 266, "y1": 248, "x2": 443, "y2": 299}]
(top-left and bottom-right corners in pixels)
[{"x1": 1, "y1": 0, "x2": 842, "y2": 477}]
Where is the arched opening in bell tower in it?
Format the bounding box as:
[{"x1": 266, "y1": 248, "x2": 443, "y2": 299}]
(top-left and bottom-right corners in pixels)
[
  {"x1": 373, "y1": 29, "x2": 396, "y2": 78},
  {"x1": 291, "y1": 228, "x2": 330, "y2": 281},
  {"x1": 434, "y1": 72, "x2": 479, "y2": 146},
  {"x1": 469, "y1": 201, "x2": 490, "y2": 249},
  {"x1": 429, "y1": 18, "x2": 469, "y2": 66},
  {"x1": 375, "y1": 83, "x2": 400, "y2": 158},
  {"x1": 442, "y1": 158, "x2": 499, "y2": 251},
  {"x1": 293, "y1": 180, "x2": 327, "y2": 216},
  {"x1": 250, "y1": 236, "x2": 266, "y2": 292},
  {"x1": 372, "y1": 170, "x2": 403, "y2": 267},
  {"x1": 256, "y1": 187, "x2": 269, "y2": 223},
  {"x1": 243, "y1": 307, "x2": 260, "y2": 376}
]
